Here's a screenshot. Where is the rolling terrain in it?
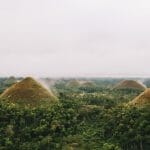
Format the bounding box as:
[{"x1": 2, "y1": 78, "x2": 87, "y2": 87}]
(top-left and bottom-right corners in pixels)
[{"x1": 0, "y1": 77, "x2": 149, "y2": 150}]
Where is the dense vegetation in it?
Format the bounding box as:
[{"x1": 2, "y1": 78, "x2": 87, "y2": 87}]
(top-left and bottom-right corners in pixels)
[{"x1": 0, "y1": 78, "x2": 149, "y2": 150}]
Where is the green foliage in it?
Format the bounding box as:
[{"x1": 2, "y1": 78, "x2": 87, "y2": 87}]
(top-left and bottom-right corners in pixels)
[
  {"x1": 0, "y1": 77, "x2": 149, "y2": 150},
  {"x1": 102, "y1": 143, "x2": 122, "y2": 150}
]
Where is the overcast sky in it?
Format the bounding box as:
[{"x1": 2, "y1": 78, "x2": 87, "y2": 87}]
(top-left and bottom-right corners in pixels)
[{"x1": 0, "y1": 0, "x2": 150, "y2": 77}]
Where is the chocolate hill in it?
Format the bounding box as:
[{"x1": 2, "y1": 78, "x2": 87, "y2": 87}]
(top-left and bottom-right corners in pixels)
[
  {"x1": 0, "y1": 77, "x2": 57, "y2": 106},
  {"x1": 66, "y1": 80, "x2": 96, "y2": 88},
  {"x1": 66, "y1": 79, "x2": 81, "y2": 87},
  {"x1": 114, "y1": 80, "x2": 146, "y2": 90},
  {"x1": 3, "y1": 76, "x2": 17, "y2": 85},
  {"x1": 130, "y1": 88, "x2": 150, "y2": 106},
  {"x1": 80, "y1": 81, "x2": 96, "y2": 87}
]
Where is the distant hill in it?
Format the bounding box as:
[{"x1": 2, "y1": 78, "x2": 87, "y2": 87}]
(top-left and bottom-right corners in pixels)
[
  {"x1": 66, "y1": 79, "x2": 81, "y2": 88},
  {"x1": 3, "y1": 76, "x2": 17, "y2": 86},
  {"x1": 80, "y1": 81, "x2": 96, "y2": 87},
  {"x1": 0, "y1": 76, "x2": 19, "y2": 94},
  {"x1": 66, "y1": 79, "x2": 96, "y2": 88},
  {"x1": 0, "y1": 77, "x2": 58, "y2": 106},
  {"x1": 40, "y1": 78, "x2": 57, "y2": 87},
  {"x1": 114, "y1": 80, "x2": 146, "y2": 90},
  {"x1": 143, "y1": 79, "x2": 150, "y2": 88},
  {"x1": 129, "y1": 89, "x2": 150, "y2": 106}
]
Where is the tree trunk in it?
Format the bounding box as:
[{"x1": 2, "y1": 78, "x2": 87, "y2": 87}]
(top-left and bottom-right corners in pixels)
[{"x1": 140, "y1": 140, "x2": 143, "y2": 150}]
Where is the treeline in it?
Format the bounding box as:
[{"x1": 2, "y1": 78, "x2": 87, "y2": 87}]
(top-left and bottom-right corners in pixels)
[{"x1": 0, "y1": 99, "x2": 149, "y2": 150}]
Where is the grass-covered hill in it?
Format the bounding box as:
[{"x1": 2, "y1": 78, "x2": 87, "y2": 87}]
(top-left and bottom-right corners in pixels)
[
  {"x1": 0, "y1": 77, "x2": 20, "y2": 94},
  {"x1": 80, "y1": 81, "x2": 96, "y2": 87},
  {"x1": 0, "y1": 77, "x2": 57, "y2": 106},
  {"x1": 130, "y1": 88, "x2": 150, "y2": 106},
  {"x1": 66, "y1": 79, "x2": 81, "y2": 88},
  {"x1": 3, "y1": 76, "x2": 17, "y2": 86},
  {"x1": 114, "y1": 80, "x2": 146, "y2": 90}
]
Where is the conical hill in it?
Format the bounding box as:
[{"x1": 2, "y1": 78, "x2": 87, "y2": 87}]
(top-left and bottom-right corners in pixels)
[
  {"x1": 0, "y1": 77, "x2": 57, "y2": 106},
  {"x1": 3, "y1": 76, "x2": 17, "y2": 85},
  {"x1": 66, "y1": 79, "x2": 81, "y2": 87},
  {"x1": 114, "y1": 80, "x2": 146, "y2": 90},
  {"x1": 129, "y1": 88, "x2": 150, "y2": 106}
]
